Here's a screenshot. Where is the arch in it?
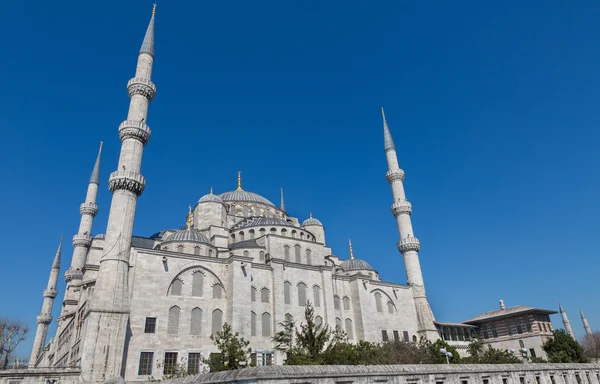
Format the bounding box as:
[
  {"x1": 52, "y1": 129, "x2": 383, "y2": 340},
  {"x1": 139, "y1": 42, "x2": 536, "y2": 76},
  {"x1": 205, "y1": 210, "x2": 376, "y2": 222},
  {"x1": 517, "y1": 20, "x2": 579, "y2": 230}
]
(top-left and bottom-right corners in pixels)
[
  {"x1": 166, "y1": 265, "x2": 226, "y2": 298},
  {"x1": 374, "y1": 292, "x2": 383, "y2": 312},
  {"x1": 167, "y1": 306, "x2": 180, "y2": 335},
  {"x1": 213, "y1": 284, "x2": 223, "y2": 299},
  {"x1": 285, "y1": 313, "x2": 293, "y2": 322},
  {"x1": 284, "y1": 281, "x2": 291, "y2": 304},
  {"x1": 300, "y1": 232, "x2": 304, "y2": 239},
  {"x1": 251, "y1": 311, "x2": 257, "y2": 336},
  {"x1": 412, "y1": 335, "x2": 417, "y2": 343},
  {"x1": 281, "y1": 228, "x2": 287, "y2": 237},
  {"x1": 209, "y1": 249, "x2": 214, "y2": 257},
  {"x1": 249, "y1": 229, "x2": 255, "y2": 239},
  {"x1": 194, "y1": 246, "x2": 201, "y2": 256},
  {"x1": 370, "y1": 289, "x2": 395, "y2": 313},
  {"x1": 211, "y1": 309, "x2": 223, "y2": 335},
  {"x1": 294, "y1": 245, "x2": 301, "y2": 263},
  {"x1": 315, "y1": 316, "x2": 323, "y2": 327},
  {"x1": 343, "y1": 296, "x2": 350, "y2": 310},
  {"x1": 239, "y1": 231, "x2": 245, "y2": 241},
  {"x1": 312, "y1": 285, "x2": 321, "y2": 307},
  {"x1": 387, "y1": 301, "x2": 395, "y2": 314},
  {"x1": 251, "y1": 286, "x2": 257, "y2": 302},
  {"x1": 334, "y1": 295, "x2": 341, "y2": 310},
  {"x1": 170, "y1": 279, "x2": 183, "y2": 296},
  {"x1": 177, "y1": 244, "x2": 184, "y2": 253},
  {"x1": 270, "y1": 228, "x2": 277, "y2": 234},
  {"x1": 192, "y1": 272, "x2": 203, "y2": 297},
  {"x1": 190, "y1": 308, "x2": 202, "y2": 335},
  {"x1": 259, "y1": 251, "x2": 265, "y2": 262},
  {"x1": 335, "y1": 317, "x2": 342, "y2": 330},
  {"x1": 231, "y1": 233, "x2": 236, "y2": 241},
  {"x1": 243, "y1": 250, "x2": 249, "y2": 258},
  {"x1": 262, "y1": 312, "x2": 271, "y2": 337},
  {"x1": 519, "y1": 340, "x2": 525, "y2": 348},
  {"x1": 284, "y1": 245, "x2": 290, "y2": 262},
  {"x1": 260, "y1": 288, "x2": 270, "y2": 303},
  {"x1": 306, "y1": 249, "x2": 312, "y2": 265},
  {"x1": 345, "y1": 318, "x2": 354, "y2": 339},
  {"x1": 259, "y1": 228, "x2": 266, "y2": 236},
  {"x1": 297, "y1": 282, "x2": 307, "y2": 306},
  {"x1": 291, "y1": 230, "x2": 297, "y2": 238}
]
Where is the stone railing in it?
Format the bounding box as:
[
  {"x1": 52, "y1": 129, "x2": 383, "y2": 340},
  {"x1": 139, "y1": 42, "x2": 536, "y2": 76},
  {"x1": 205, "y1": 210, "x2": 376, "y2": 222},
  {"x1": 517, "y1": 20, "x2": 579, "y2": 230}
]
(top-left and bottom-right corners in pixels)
[
  {"x1": 127, "y1": 76, "x2": 156, "y2": 100},
  {"x1": 108, "y1": 170, "x2": 146, "y2": 196},
  {"x1": 386, "y1": 168, "x2": 405, "y2": 184},
  {"x1": 391, "y1": 200, "x2": 412, "y2": 217},
  {"x1": 79, "y1": 202, "x2": 99, "y2": 216},
  {"x1": 0, "y1": 367, "x2": 80, "y2": 384},
  {"x1": 72, "y1": 233, "x2": 92, "y2": 248},
  {"x1": 36, "y1": 314, "x2": 52, "y2": 324},
  {"x1": 64, "y1": 267, "x2": 83, "y2": 282},
  {"x1": 397, "y1": 235, "x2": 420, "y2": 253},
  {"x1": 42, "y1": 288, "x2": 58, "y2": 299},
  {"x1": 118, "y1": 119, "x2": 151, "y2": 145}
]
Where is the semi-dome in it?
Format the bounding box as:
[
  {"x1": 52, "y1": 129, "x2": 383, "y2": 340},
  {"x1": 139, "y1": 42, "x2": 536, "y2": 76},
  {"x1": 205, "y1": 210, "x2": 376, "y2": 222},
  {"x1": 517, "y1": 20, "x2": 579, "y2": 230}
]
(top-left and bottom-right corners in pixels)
[
  {"x1": 165, "y1": 228, "x2": 211, "y2": 244},
  {"x1": 198, "y1": 190, "x2": 223, "y2": 204},
  {"x1": 233, "y1": 217, "x2": 295, "y2": 230},
  {"x1": 302, "y1": 213, "x2": 322, "y2": 226},
  {"x1": 340, "y1": 258, "x2": 375, "y2": 272},
  {"x1": 218, "y1": 190, "x2": 275, "y2": 207}
]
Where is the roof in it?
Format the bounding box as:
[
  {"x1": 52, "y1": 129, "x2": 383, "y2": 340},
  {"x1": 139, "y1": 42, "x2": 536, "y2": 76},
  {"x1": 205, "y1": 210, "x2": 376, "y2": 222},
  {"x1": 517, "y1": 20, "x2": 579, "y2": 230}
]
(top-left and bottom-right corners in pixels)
[
  {"x1": 164, "y1": 229, "x2": 211, "y2": 245},
  {"x1": 230, "y1": 239, "x2": 265, "y2": 249},
  {"x1": 434, "y1": 321, "x2": 478, "y2": 328},
  {"x1": 139, "y1": 13, "x2": 155, "y2": 57},
  {"x1": 463, "y1": 305, "x2": 558, "y2": 324},
  {"x1": 218, "y1": 190, "x2": 275, "y2": 207},
  {"x1": 340, "y1": 258, "x2": 375, "y2": 272},
  {"x1": 302, "y1": 217, "x2": 323, "y2": 226},
  {"x1": 232, "y1": 217, "x2": 295, "y2": 230},
  {"x1": 198, "y1": 192, "x2": 223, "y2": 204}
]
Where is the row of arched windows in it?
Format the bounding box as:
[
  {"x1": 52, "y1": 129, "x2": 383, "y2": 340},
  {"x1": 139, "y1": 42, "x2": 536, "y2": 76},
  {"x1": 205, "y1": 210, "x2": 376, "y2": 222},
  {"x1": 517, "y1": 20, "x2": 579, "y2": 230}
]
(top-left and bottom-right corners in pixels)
[
  {"x1": 169, "y1": 274, "x2": 223, "y2": 299},
  {"x1": 233, "y1": 229, "x2": 315, "y2": 242},
  {"x1": 251, "y1": 287, "x2": 271, "y2": 303},
  {"x1": 374, "y1": 292, "x2": 396, "y2": 314},
  {"x1": 229, "y1": 204, "x2": 284, "y2": 220},
  {"x1": 283, "y1": 282, "x2": 320, "y2": 307},
  {"x1": 242, "y1": 250, "x2": 266, "y2": 263},
  {"x1": 333, "y1": 295, "x2": 351, "y2": 311},
  {"x1": 250, "y1": 311, "x2": 272, "y2": 337},
  {"x1": 161, "y1": 244, "x2": 215, "y2": 257},
  {"x1": 167, "y1": 306, "x2": 223, "y2": 336},
  {"x1": 283, "y1": 245, "x2": 313, "y2": 264},
  {"x1": 334, "y1": 317, "x2": 354, "y2": 339}
]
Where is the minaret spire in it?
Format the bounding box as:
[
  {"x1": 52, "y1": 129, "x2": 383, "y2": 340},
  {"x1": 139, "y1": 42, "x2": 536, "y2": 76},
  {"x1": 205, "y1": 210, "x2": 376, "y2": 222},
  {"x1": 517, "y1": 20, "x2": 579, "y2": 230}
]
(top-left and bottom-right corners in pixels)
[
  {"x1": 237, "y1": 171, "x2": 243, "y2": 191},
  {"x1": 382, "y1": 109, "x2": 437, "y2": 340},
  {"x1": 29, "y1": 237, "x2": 62, "y2": 366},
  {"x1": 280, "y1": 187, "x2": 285, "y2": 211},
  {"x1": 89, "y1": 142, "x2": 103, "y2": 184},
  {"x1": 581, "y1": 309, "x2": 593, "y2": 336},
  {"x1": 559, "y1": 303, "x2": 575, "y2": 339},
  {"x1": 349, "y1": 239, "x2": 355, "y2": 260},
  {"x1": 80, "y1": 7, "x2": 157, "y2": 380}
]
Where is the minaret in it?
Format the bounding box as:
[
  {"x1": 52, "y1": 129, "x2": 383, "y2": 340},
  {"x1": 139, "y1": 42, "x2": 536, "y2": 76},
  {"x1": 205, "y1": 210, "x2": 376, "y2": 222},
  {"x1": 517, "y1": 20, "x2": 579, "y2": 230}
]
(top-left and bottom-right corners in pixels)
[
  {"x1": 382, "y1": 108, "x2": 438, "y2": 340},
  {"x1": 80, "y1": 6, "x2": 156, "y2": 380},
  {"x1": 559, "y1": 303, "x2": 575, "y2": 339},
  {"x1": 29, "y1": 237, "x2": 62, "y2": 366},
  {"x1": 581, "y1": 309, "x2": 593, "y2": 336},
  {"x1": 280, "y1": 187, "x2": 286, "y2": 211},
  {"x1": 62, "y1": 142, "x2": 103, "y2": 312}
]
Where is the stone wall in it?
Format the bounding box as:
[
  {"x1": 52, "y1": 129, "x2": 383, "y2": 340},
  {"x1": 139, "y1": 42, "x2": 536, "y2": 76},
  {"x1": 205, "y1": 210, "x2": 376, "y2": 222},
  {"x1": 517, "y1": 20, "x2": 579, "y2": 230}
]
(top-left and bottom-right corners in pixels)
[
  {"x1": 0, "y1": 368, "x2": 80, "y2": 384},
  {"x1": 142, "y1": 364, "x2": 600, "y2": 384}
]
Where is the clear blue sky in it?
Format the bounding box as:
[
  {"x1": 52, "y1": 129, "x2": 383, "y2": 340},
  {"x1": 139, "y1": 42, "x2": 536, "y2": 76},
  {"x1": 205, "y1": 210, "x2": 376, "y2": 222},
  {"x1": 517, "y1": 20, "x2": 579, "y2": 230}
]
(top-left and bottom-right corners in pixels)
[{"x1": 1, "y1": 1, "x2": 598, "y2": 358}]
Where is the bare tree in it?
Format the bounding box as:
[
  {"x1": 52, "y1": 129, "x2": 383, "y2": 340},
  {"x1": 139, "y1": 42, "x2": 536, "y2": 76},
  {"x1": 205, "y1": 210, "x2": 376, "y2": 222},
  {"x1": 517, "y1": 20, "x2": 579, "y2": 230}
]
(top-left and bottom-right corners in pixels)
[
  {"x1": 0, "y1": 318, "x2": 29, "y2": 370},
  {"x1": 581, "y1": 332, "x2": 600, "y2": 362}
]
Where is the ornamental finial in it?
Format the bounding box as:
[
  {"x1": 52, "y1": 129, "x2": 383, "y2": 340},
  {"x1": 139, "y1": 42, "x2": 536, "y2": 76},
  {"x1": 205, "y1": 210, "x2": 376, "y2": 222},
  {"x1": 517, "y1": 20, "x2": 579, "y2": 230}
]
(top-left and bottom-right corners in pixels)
[
  {"x1": 237, "y1": 171, "x2": 243, "y2": 191},
  {"x1": 280, "y1": 187, "x2": 285, "y2": 211},
  {"x1": 186, "y1": 205, "x2": 193, "y2": 230},
  {"x1": 349, "y1": 239, "x2": 354, "y2": 260},
  {"x1": 310, "y1": 212, "x2": 313, "y2": 219},
  {"x1": 152, "y1": 3, "x2": 157, "y2": 16},
  {"x1": 210, "y1": 186, "x2": 213, "y2": 194}
]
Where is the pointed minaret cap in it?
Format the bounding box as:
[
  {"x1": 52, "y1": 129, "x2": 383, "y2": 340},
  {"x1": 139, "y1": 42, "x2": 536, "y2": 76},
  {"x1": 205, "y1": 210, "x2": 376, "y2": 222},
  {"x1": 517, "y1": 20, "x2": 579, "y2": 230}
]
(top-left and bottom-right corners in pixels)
[
  {"x1": 382, "y1": 107, "x2": 396, "y2": 151},
  {"x1": 89, "y1": 142, "x2": 103, "y2": 184},
  {"x1": 236, "y1": 171, "x2": 243, "y2": 191},
  {"x1": 52, "y1": 236, "x2": 63, "y2": 269},
  {"x1": 280, "y1": 187, "x2": 286, "y2": 211},
  {"x1": 581, "y1": 308, "x2": 587, "y2": 319},
  {"x1": 140, "y1": 4, "x2": 156, "y2": 58},
  {"x1": 349, "y1": 239, "x2": 355, "y2": 260},
  {"x1": 559, "y1": 303, "x2": 565, "y2": 313}
]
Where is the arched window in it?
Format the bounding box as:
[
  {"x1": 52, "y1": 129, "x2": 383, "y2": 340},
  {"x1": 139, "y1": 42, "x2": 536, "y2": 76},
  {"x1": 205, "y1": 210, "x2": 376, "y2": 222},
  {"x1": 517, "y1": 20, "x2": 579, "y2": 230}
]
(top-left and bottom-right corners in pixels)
[
  {"x1": 334, "y1": 295, "x2": 341, "y2": 310},
  {"x1": 345, "y1": 318, "x2": 354, "y2": 339},
  {"x1": 519, "y1": 340, "x2": 525, "y2": 348},
  {"x1": 281, "y1": 229, "x2": 287, "y2": 237},
  {"x1": 170, "y1": 280, "x2": 182, "y2": 296},
  {"x1": 284, "y1": 246, "x2": 290, "y2": 262},
  {"x1": 251, "y1": 311, "x2": 257, "y2": 336},
  {"x1": 284, "y1": 282, "x2": 291, "y2": 304},
  {"x1": 260, "y1": 288, "x2": 270, "y2": 303},
  {"x1": 190, "y1": 308, "x2": 202, "y2": 335},
  {"x1": 285, "y1": 313, "x2": 293, "y2": 322},
  {"x1": 249, "y1": 229, "x2": 255, "y2": 239},
  {"x1": 192, "y1": 272, "x2": 203, "y2": 297},
  {"x1": 294, "y1": 245, "x2": 301, "y2": 263},
  {"x1": 231, "y1": 234, "x2": 236, "y2": 242},
  {"x1": 213, "y1": 284, "x2": 223, "y2": 299},
  {"x1": 343, "y1": 297, "x2": 350, "y2": 310},
  {"x1": 374, "y1": 292, "x2": 383, "y2": 312},
  {"x1": 297, "y1": 283, "x2": 307, "y2": 306},
  {"x1": 209, "y1": 249, "x2": 214, "y2": 257},
  {"x1": 412, "y1": 335, "x2": 417, "y2": 343},
  {"x1": 306, "y1": 249, "x2": 312, "y2": 265},
  {"x1": 300, "y1": 232, "x2": 304, "y2": 239},
  {"x1": 387, "y1": 301, "x2": 394, "y2": 314},
  {"x1": 167, "y1": 306, "x2": 180, "y2": 335},
  {"x1": 194, "y1": 246, "x2": 201, "y2": 256},
  {"x1": 262, "y1": 312, "x2": 271, "y2": 337},
  {"x1": 212, "y1": 309, "x2": 223, "y2": 335},
  {"x1": 240, "y1": 231, "x2": 245, "y2": 241},
  {"x1": 313, "y1": 285, "x2": 321, "y2": 307},
  {"x1": 259, "y1": 228, "x2": 266, "y2": 236},
  {"x1": 259, "y1": 251, "x2": 265, "y2": 262},
  {"x1": 251, "y1": 286, "x2": 257, "y2": 302},
  {"x1": 291, "y1": 230, "x2": 297, "y2": 238},
  {"x1": 315, "y1": 316, "x2": 323, "y2": 327},
  {"x1": 177, "y1": 245, "x2": 184, "y2": 253},
  {"x1": 243, "y1": 250, "x2": 249, "y2": 258},
  {"x1": 335, "y1": 317, "x2": 342, "y2": 330}
]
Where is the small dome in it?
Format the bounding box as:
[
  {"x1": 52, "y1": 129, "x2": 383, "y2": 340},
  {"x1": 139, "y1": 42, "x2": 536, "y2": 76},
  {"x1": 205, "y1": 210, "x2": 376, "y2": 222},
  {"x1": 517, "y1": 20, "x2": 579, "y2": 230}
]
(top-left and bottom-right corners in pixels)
[
  {"x1": 233, "y1": 217, "x2": 295, "y2": 230},
  {"x1": 94, "y1": 234, "x2": 105, "y2": 239},
  {"x1": 340, "y1": 258, "x2": 375, "y2": 272},
  {"x1": 165, "y1": 229, "x2": 210, "y2": 244},
  {"x1": 302, "y1": 216, "x2": 323, "y2": 226},
  {"x1": 198, "y1": 192, "x2": 223, "y2": 204},
  {"x1": 219, "y1": 190, "x2": 275, "y2": 207}
]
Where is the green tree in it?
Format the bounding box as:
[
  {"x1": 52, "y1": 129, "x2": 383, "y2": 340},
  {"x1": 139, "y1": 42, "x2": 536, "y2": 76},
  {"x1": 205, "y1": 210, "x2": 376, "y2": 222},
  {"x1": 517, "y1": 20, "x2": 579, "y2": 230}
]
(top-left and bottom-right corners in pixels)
[
  {"x1": 543, "y1": 330, "x2": 588, "y2": 363},
  {"x1": 425, "y1": 339, "x2": 462, "y2": 364},
  {"x1": 208, "y1": 322, "x2": 251, "y2": 371},
  {"x1": 462, "y1": 341, "x2": 521, "y2": 364}
]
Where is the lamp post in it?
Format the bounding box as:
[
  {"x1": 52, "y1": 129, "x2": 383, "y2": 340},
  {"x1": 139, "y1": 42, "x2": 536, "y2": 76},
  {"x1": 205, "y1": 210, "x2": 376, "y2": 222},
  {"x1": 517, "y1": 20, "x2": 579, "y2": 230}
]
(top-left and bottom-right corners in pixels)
[{"x1": 439, "y1": 348, "x2": 453, "y2": 364}]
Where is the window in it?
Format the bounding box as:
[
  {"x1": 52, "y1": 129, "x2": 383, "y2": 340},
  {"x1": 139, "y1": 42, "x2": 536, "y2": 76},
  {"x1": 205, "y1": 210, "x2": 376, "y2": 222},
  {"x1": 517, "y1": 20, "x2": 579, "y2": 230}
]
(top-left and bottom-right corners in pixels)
[
  {"x1": 482, "y1": 330, "x2": 489, "y2": 339},
  {"x1": 550, "y1": 376, "x2": 556, "y2": 384},
  {"x1": 343, "y1": 296, "x2": 350, "y2": 310},
  {"x1": 536, "y1": 377, "x2": 541, "y2": 384},
  {"x1": 240, "y1": 231, "x2": 245, "y2": 241},
  {"x1": 291, "y1": 230, "x2": 296, "y2": 238},
  {"x1": 259, "y1": 251, "x2": 265, "y2": 262},
  {"x1": 251, "y1": 311, "x2": 257, "y2": 336},
  {"x1": 209, "y1": 249, "x2": 214, "y2": 257},
  {"x1": 404, "y1": 331, "x2": 409, "y2": 342},
  {"x1": 306, "y1": 249, "x2": 312, "y2": 265},
  {"x1": 315, "y1": 316, "x2": 323, "y2": 327},
  {"x1": 249, "y1": 229, "x2": 255, "y2": 239},
  {"x1": 284, "y1": 246, "x2": 290, "y2": 262},
  {"x1": 412, "y1": 335, "x2": 417, "y2": 342},
  {"x1": 375, "y1": 292, "x2": 383, "y2": 312},
  {"x1": 144, "y1": 317, "x2": 156, "y2": 334},
  {"x1": 393, "y1": 330, "x2": 400, "y2": 342},
  {"x1": 295, "y1": 245, "x2": 301, "y2": 263},
  {"x1": 520, "y1": 378, "x2": 526, "y2": 384},
  {"x1": 491, "y1": 324, "x2": 498, "y2": 338},
  {"x1": 503, "y1": 379, "x2": 508, "y2": 384},
  {"x1": 484, "y1": 380, "x2": 489, "y2": 384},
  {"x1": 188, "y1": 353, "x2": 202, "y2": 374},
  {"x1": 387, "y1": 301, "x2": 394, "y2": 314},
  {"x1": 177, "y1": 245, "x2": 183, "y2": 253},
  {"x1": 575, "y1": 375, "x2": 582, "y2": 384},
  {"x1": 519, "y1": 340, "x2": 525, "y2": 348},
  {"x1": 170, "y1": 280, "x2": 182, "y2": 296},
  {"x1": 345, "y1": 318, "x2": 354, "y2": 339},
  {"x1": 138, "y1": 352, "x2": 154, "y2": 375},
  {"x1": 530, "y1": 349, "x2": 536, "y2": 358},
  {"x1": 516, "y1": 325, "x2": 523, "y2": 334},
  {"x1": 212, "y1": 309, "x2": 223, "y2": 335},
  {"x1": 334, "y1": 295, "x2": 341, "y2": 310},
  {"x1": 167, "y1": 306, "x2": 180, "y2": 335},
  {"x1": 382, "y1": 330, "x2": 389, "y2": 342},
  {"x1": 261, "y1": 288, "x2": 270, "y2": 303},
  {"x1": 282, "y1": 229, "x2": 287, "y2": 237},
  {"x1": 251, "y1": 286, "x2": 257, "y2": 302},
  {"x1": 192, "y1": 272, "x2": 203, "y2": 297},
  {"x1": 163, "y1": 352, "x2": 178, "y2": 375},
  {"x1": 284, "y1": 282, "x2": 291, "y2": 304},
  {"x1": 213, "y1": 284, "x2": 222, "y2": 299},
  {"x1": 243, "y1": 250, "x2": 249, "y2": 258},
  {"x1": 335, "y1": 317, "x2": 342, "y2": 330},
  {"x1": 190, "y1": 308, "x2": 202, "y2": 335},
  {"x1": 262, "y1": 312, "x2": 271, "y2": 337},
  {"x1": 285, "y1": 313, "x2": 293, "y2": 322},
  {"x1": 298, "y1": 283, "x2": 307, "y2": 306},
  {"x1": 194, "y1": 246, "x2": 201, "y2": 255},
  {"x1": 313, "y1": 285, "x2": 321, "y2": 307},
  {"x1": 260, "y1": 228, "x2": 266, "y2": 236}
]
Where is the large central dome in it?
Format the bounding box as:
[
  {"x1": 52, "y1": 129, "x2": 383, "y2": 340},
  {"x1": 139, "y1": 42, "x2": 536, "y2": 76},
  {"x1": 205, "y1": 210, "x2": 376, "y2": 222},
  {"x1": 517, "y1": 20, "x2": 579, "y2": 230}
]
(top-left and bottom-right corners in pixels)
[{"x1": 218, "y1": 190, "x2": 275, "y2": 207}]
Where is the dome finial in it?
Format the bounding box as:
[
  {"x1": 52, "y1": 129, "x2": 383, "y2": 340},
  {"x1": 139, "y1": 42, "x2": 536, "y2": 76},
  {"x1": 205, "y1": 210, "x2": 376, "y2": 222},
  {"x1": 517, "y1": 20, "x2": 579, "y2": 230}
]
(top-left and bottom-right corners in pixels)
[
  {"x1": 310, "y1": 212, "x2": 313, "y2": 218},
  {"x1": 349, "y1": 239, "x2": 354, "y2": 260},
  {"x1": 210, "y1": 186, "x2": 213, "y2": 194},
  {"x1": 152, "y1": 2, "x2": 157, "y2": 16},
  {"x1": 237, "y1": 171, "x2": 243, "y2": 191},
  {"x1": 186, "y1": 205, "x2": 193, "y2": 230},
  {"x1": 280, "y1": 187, "x2": 285, "y2": 211}
]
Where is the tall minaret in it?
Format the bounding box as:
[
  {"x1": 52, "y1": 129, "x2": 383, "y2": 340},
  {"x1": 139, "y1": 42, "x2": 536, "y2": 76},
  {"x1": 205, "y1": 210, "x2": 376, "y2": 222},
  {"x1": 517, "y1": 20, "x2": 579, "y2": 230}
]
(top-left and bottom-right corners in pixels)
[
  {"x1": 29, "y1": 237, "x2": 62, "y2": 366},
  {"x1": 581, "y1": 309, "x2": 593, "y2": 336},
  {"x1": 80, "y1": 6, "x2": 156, "y2": 381},
  {"x1": 280, "y1": 187, "x2": 286, "y2": 211},
  {"x1": 559, "y1": 303, "x2": 575, "y2": 339},
  {"x1": 382, "y1": 108, "x2": 438, "y2": 340},
  {"x1": 62, "y1": 142, "x2": 103, "y2": 312}
]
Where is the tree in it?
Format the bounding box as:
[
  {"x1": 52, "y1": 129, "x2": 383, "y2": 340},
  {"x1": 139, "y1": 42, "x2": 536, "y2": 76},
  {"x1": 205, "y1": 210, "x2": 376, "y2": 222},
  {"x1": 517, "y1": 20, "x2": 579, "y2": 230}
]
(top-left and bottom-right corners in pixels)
[
  {"x1": 543, "y1": 329, "x2": 588, "y2": 363},
  {"x1": 208, "y1": 322, "x2": 251, "y2": 372},
  {"x1": 580, "y1": 332, "x2": 600, "y2": 361},
  {"x1": 462, "y1": 341, "x2": 521, "y2": 364},
  {"x1": 0, "y1": 319, "x2": 29, "y2": 370},
  {"x1": 427, "y1": 339, "x2": 462, "y2": 364}
]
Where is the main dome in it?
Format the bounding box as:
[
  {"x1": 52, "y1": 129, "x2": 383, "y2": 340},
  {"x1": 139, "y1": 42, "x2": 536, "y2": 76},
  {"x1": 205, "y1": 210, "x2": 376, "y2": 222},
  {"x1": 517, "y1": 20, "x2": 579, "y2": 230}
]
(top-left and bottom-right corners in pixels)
[{"x1": 218, "y1": 190, "x2": 275, "y2": 207}]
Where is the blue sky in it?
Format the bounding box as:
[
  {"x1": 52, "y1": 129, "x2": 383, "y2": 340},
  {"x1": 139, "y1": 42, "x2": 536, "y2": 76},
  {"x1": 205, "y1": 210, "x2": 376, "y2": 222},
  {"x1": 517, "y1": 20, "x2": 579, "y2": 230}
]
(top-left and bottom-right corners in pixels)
[{"x1": 1, "y1": 1, "x2": 598, "y2": 358}]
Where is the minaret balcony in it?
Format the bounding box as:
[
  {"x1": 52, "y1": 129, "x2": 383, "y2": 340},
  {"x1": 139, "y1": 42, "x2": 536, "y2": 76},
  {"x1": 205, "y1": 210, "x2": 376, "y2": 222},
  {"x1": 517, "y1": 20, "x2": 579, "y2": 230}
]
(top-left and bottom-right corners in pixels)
[
  {"x1": 72, "y1": 233, "x2": 92, "y2": 248},
  {"x1": 64, "y1": 268, "x2": 83, "y2": 282},
  {"x1": 43, "y1": 288, "x2": 58, "y2": 299},
  {"x1": 397, "y1": 236, "x2": 420, "y2": 253},
  {"x1": 108, "y1": 171, "x2": 146, "y2": 196},
  {"x1": 386, "y1": 168, "x2": 405, "y2": 184},
  {"x1": 119, "y1": 120, "x2": 151, "y2": 145},
  {"x1": 127, "y1": 77, "x2": 156, "y2": 100},
  {"x1": 80, "y1": 202, "x2": 99, "y2": 217},
  {"x1": 36, "y1": 314, "x2": 53, "y2": 325},
  {"x1": 391, "y1": 200, "x2": 412, "y2": 217}
]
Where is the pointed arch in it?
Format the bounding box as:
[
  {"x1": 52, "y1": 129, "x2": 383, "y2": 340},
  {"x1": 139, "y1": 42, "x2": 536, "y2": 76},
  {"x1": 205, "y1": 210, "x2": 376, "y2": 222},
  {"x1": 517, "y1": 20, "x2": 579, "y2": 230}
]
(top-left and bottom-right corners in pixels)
[
  {"x1": 284, "y1": 245, "x2": 290, "y2": 262},
  {"x1": 260, "y1": 287, "x2": 270, "y2": 303},
  {"x1": 251, "y1": 286, "x2": 257, "y2": 302},
  {"x1": 211, "y1": 309, "x2": 223, "y2": 335},
  {"x1": 284, "y1": 281, "x2": 291, "y2": 304},
  {"x1": 312, "y1": 285, "x2": 321, "y2": 307},
  {"x1": 259, "y1": 251, "x2": 265, "y2": 262},
  {"x1": 170, "y1": 279, "x2": 183, "y2": 296},
  {"x1": 294, "y1": 244, "x2": 301, "y2": 263},
  {"x1": 213, "y1": 284, "x2": 223, "y2": 299},
  {"x1": 251, "y1": 311, "x2": 257, "y2": 336},
  {"x1": 374, "y1": 292, "x2": 383, "y2": 312},
  {"x1": 345, "y1": 318, "x2": 354, "y2": 339},
  {"x1": 192, "y1": 272, "x2": 203, "y2": 297},
  {"x1": 262, "y1": 312, "x2": 271, "y2": 337},
  {"x1": 343, "y1": 296, "x2": 350, "y2": 310},
  {"x1": 306, "y1": 248, "x2": 312, "y2": 265},
  {"x1": 297, "y1": 282, "x2": 307, "y2": 306},
  {"x1": 190, "y1": 308, "x2": 202, "y2": 335},
  {"x1": 334, "y1": 295, "x2": 341, "y2": 310},
  {"x1": 167, "y1": 306, "x2": 180, "y2": 335}
]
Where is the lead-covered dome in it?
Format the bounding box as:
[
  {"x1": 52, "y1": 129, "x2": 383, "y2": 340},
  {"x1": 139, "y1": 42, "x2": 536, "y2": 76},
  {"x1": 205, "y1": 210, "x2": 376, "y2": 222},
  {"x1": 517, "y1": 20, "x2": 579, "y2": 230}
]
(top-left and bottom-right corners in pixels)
[
  {"x1": 340, "y1": 258, "x2": 375, "y2": 272},
  {"x1": 165, "y1": 228, "x2": 210, "y2": 244},
  {"x1": 302, "y1": 213, "x2": 322, "y2": 226},
  {"x1": 233, "y1": 217, "x2": 294, "y2": 230},
  {"x1": 219, "y1": 190, "x2": 275, "y2": 207},
  {"x1": 198, "y1": 191, "x2": 223, "y2": 204}
]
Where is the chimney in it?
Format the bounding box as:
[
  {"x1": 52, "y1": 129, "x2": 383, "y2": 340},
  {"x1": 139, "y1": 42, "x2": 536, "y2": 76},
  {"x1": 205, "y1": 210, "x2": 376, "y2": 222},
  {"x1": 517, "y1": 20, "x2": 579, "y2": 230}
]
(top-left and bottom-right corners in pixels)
[{"x1": 499, "y1": 299, "x2": 506, "y2": 310}]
